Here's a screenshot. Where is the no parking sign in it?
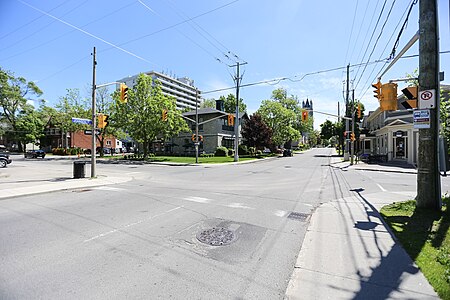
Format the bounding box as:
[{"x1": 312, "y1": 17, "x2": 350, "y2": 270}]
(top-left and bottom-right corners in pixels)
[{"x1": 419, "y1": 89, "x2": 436, "y2": 109}]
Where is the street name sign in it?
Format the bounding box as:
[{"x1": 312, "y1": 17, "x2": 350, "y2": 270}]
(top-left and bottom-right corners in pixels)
[
  {"x1": 413, "y1": 109, "x2": 431, "y2": 129},
  {"x1": 84, "y1": 129, "x2": 100, "y2": 135},
  {"x1": 72, "y1": 117, "x2": 92, "y2": 125}
]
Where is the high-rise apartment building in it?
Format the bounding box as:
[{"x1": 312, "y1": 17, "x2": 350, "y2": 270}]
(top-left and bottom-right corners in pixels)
[{"x1": 117, "y1": 71, "x2": 201, "y2": 110}]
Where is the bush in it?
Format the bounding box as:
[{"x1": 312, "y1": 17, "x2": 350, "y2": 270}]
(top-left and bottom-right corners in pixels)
[
  {"x1": 256, "y1": 150, "x2": 262, "y2": 156},
  {"x1": 248, "y1": 147, "x2": 256, "y2": 156},
  {"x1": 228, "y1": 148, "x2": 235, "y2": 157},
  {"x1": 215, "y1": 146, "x2": 228, "y2": 157},
  {"x1": 238, "y1": 145, "x2": 248, "y2": 156}
]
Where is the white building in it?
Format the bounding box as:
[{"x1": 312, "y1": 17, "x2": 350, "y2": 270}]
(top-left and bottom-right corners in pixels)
[{"x1": 117, "y1": 71, "x2": 201, "y2": 111}]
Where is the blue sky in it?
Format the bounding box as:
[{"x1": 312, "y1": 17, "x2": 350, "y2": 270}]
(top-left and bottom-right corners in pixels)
[{"x1": 1, "y1": 0, "x2": 449, "y2": 129}]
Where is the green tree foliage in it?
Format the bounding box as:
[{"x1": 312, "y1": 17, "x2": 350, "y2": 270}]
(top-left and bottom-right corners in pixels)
[
  {"x1": 15, "y1": 106, "x2": 45, "y2": 149},
  {"x1": 0, "y1": 68, "x2": 43, "y2": 151},
  {"x1": 241, "y1": 113, "x2": 272, "y2": 150},
  {"x1": 221, "y1": 94, "x2": 247, "y2": 114},
  {"x1": 320, "y1": 120, "x2": 336, "y2": 141},
  {"x1": 54, "y1": 88, "x2": 90, "y2": 148},
  {"x1": 257, "y1": 99, "x2": 300, "y2": 146},
  {"x1": 111, "y1": 74, "x2": 189, "y2": 158},
  {"x1": 441, "y1": 87, "x2": 450, "y2": 145},
  {"x1": 200, "y1": 98, "x2": 216, "y2": 109}
]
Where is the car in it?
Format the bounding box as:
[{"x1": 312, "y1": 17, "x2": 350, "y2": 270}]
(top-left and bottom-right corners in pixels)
[
  {"x1": 24, "y1": 149, "x2": 46, "y2": 158},
  {"x1": 0, "y1": 152, "x2": 12, "y2": 168}
]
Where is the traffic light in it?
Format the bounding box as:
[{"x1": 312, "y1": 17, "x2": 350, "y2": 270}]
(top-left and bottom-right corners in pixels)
[
  {"x1": 350, "y1": 132, "x2": 356, "y2": 142},
  {"x1": 120, "y1": 83, "x2": 128, "y2": 103},
  {"x1": 401, "y1": 86, "x2": 418, "y2": 109},
  {"x1": 162, "y1": 109, "x2": 168, "y2": 121},
  {"x1": 98, "y1": 114, "x2": 109, "y2": 129},
  {"x1": 380, "y1": 82, "x2": 398, "y2": 111},
  {"x1": 301, "y1": 110, "x2": 308, "y2": 122},
  {"x1": 191, "y1": 134, "x2": 196, "y2": 142},
  {"x1": 372, "y1": 81, "x2": 382, "y2": 100},
  {"x1": 198, "y1": 135, "x2": 203, "y2": 142},
  {"x1": 357, "y1": 103, "x2": 362, "y2": 118},
  {"x1": 228, "y1": 114, "x2": 234, "y2": 126}
]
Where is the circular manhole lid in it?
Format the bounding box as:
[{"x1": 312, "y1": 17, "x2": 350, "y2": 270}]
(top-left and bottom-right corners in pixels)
[{"x1": 197, "y1": 227, "x2": 235, "y2": 246}]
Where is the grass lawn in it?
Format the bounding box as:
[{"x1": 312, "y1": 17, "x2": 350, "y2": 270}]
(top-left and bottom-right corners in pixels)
[
  {"x1": 108, "y1": 154, "x2": 273, "y2": 164},
  {"x1": 380, "y1": 197, "x2": 450, "y2": 299}
]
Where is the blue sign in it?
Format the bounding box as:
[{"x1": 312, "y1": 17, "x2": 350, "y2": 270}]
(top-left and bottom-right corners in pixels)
[{"x1": 72, "y1": 117, "x2": 92, "y2": 125}]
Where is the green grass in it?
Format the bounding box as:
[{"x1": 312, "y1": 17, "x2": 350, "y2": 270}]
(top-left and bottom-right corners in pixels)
[
  {"x1": 380, "y1": 197, "x2": 450, "y2": 299},
  {"x1": 107, "y1": 154, "x2": 269, "y2": 164}
]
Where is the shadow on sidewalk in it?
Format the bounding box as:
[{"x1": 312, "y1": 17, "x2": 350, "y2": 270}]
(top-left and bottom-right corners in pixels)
[{"x1": 350, "y1": 188, "x2": 444, "y2": 299}]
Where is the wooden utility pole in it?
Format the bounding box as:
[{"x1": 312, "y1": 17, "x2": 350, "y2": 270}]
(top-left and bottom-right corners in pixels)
[
  {"x1": 195, "y1": 89, "x2": 199, "y2": 164},
  {"x1": 417, "y1": 0, "x2": 441, "y2": 209},
  {"x1": 344, "y1": 64, "x2": 350, "y2": 161},
  {"x1": 230, "y1": 61, "x2": 247, "y2": 162},
  {"x1": 91, "y1": 47, "x2": 97, "y2": 178}
]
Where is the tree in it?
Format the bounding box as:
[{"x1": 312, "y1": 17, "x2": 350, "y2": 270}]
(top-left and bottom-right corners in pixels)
[
  {"x1": 221, "y1": 94, "x2": 247, "y2": 113},
  {"x1": 320, "y1": 120, "x2": 336, "y2": 143},
  {"x1": 111, "y1": 74, "x2": 189, "y2": 158},
  {"x1": 200, "y1": 98, "x2": 215, "y2": 109},
  {"x1": 0, "y1": 68, "x2": 43, "y2": 152},
  {"x1": 440, "y1": 87, "x2": 450, "y2": 145},
  {"x1": 15, "y1": 105, "x2": 45, "y2": 150},
  {"x1": 257, "y1": 99, "x2": 300, "y2": 147},
  {"x1": 241, "y1": 113, "x2": 272, "y2": 150},
  {"x1": 54, "y1": 88, "x2": 90, "y2": 148}
]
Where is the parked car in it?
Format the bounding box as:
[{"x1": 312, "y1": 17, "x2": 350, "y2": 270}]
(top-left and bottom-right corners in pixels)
[
  {"x1": 24, "y1": 149, "x2": 46, "y2": 158},
  {"x1": 283, "y1": 149, "x2": 293, "y2": 157},
  {"x1": 0, "y1": 152, "x2": 12, "y2": 168}
]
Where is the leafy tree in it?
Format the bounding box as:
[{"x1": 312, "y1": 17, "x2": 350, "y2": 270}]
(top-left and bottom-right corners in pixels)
[
  {"x1": 241, "y1": 113, "x2": 272, "y2": 150},
  {"x1": 440, "y1": 87, "x2": 450, "y2": 145},
  {"x1": 200, "y1": 98, "x2": 215, "y2": 109},
  {"x1": 54, "y1": 88, "x2": 90, "y2": 148},
  {"x1": 257, "y1": 99, "x2": 300, "y2": 147},
  {"x1": 320, "y1": 120, "x2": 336, "y2": 142},
  {"x1": 15, "y1": 105, "x2": 45, "y2": 149},
  {"x1": 0, "y1": 68, "x2": 43, "y2": 151},
  {"x1": 111, "y1": 74, "x2": 189, "y2": 158},
  {"x1": 221, "y1": 94, "x2": 247, "y2": 114}
]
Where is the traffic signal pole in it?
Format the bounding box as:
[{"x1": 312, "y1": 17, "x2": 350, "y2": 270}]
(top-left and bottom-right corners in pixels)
[
  {"x1": 417, "y1": 0, "x2": 441, "y2": 209},
  {"x1": 91, "y1": 47, "x2": 97, "y2": 178}
]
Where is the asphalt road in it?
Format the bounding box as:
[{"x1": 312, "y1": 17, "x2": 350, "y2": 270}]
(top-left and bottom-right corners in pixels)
[{"x1": 1, "y1": 149, "x2": 449, "y2": 299}]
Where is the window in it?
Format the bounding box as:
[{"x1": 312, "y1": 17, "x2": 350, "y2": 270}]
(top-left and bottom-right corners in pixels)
[{"x1": 106, "y1": 140, "x2": 112, "y2": 146}]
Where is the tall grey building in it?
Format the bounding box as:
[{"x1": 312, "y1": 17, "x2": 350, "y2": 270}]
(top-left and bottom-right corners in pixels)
[{"x1": 117, "y1": 71, "x2": 201, "y2": 111}]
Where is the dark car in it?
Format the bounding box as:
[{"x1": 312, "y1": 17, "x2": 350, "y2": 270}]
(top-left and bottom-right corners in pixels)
[
  {"x1": 24, "y1": 149, "x2": 46, "y2": 158},
  {"x1": 0, "y1": 152, "x2": 12, "y2": 168}
]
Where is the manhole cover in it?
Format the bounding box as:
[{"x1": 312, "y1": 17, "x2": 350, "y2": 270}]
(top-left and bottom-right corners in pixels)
[
  {"x1": 197, "y1": 227, "x2": 235, "y2": 246},
  {"x1": 287, "y1": 212, "x2": 309, "y2": 221}
]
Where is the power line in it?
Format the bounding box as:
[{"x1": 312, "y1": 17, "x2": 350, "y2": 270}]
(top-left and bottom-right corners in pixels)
[
  {"x1": 389, "y1": 0, "x2": 418, "y2": 59},
  {"x1": 343, "y1": 0, "x2": 359, "y2": 65},
  {"x1": 17, "y1": 0, "x2": 156, "y2": 65},
  {"x1": 354, "y1": 0, "x2": 397, "y2": 90},
  {"x1": 352, "y1": 0, "x2": 387, "y2": 83}
]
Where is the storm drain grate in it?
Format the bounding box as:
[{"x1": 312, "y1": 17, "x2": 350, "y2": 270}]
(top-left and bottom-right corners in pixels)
[
  {"x1": 197, "y1": 227, "x2": 235, "y2": 246},
  {"x1": 287, "y1": 212, "x2": 309, "y2": 221}
]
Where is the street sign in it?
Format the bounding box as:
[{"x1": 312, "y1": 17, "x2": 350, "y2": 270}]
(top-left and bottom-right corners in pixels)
[
  {"x1": 413, "y1": 109, "x2": 431, "y2": 129},
  {"x1": 84, "y1": 129, "x2": 100, "y2": 135},
  {"x1": 72, "y1": 117, "x2": 92, "y2": 125},
  {"x1": 418, "y1": 89, "x2": 436, "y2": 109}
]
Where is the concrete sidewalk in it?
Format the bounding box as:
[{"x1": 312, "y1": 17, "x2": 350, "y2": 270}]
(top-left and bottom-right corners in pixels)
[{"x1": 285, "y1": 159, "x2": 438, "y2": 299}]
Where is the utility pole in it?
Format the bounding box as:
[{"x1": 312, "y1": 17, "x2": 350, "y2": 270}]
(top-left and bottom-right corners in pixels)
[
  {"x1": 230, "y1": 61, "x2": 247, "y2": 162},
  {"x1": 350, "y1": 89, "x2": 355, "y2": 165},
  {"x1": 91, "y1": 47, "x2": 97, "y2": 178},
  {"x1": 195, "y1": 89, "x2": 199, "y2": 164},
  {"x1": 417, "y1": 0, "x2": 441, "y2": 209},
  {"x1": 344, "y1": 64, "x2": 350, "y2": 161}
]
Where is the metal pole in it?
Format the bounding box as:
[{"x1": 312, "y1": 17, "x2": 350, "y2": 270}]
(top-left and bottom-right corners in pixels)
[
  {"x1": 91, "y1": 47, "x2": 97, "y2": 178},
  {"x1": 344, "y1": 64, "x2": 350, "y2": 161},
  {"x1": 234, "y1": 62, "x2": 240, "y2": 162},
  {"x1": 417, "y1": 0, "x2": 441, "y2": 209},
  {"x1": 195, "y1": 89, "x2": 199, "y2": 164},
  {"x1": 351, "y1": 89, "x2": 355, "y2": 165}
]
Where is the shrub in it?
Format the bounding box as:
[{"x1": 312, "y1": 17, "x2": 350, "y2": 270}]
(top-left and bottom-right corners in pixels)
[
  {"x1": 228, "y1": 148, "x2": 235, "y2": 157},
  {"x1": 215, "y1": 146, "x2": 228, "y2": 157},
  {"x1": 238, "y1": 145, "x2": 248, "y2": 155},
  {"x1": 256, "y1": 150, "x2": 262, "y2": 156},
  {"x1": 248, "y1": 147, "x2": 256, "y2": 156}
]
